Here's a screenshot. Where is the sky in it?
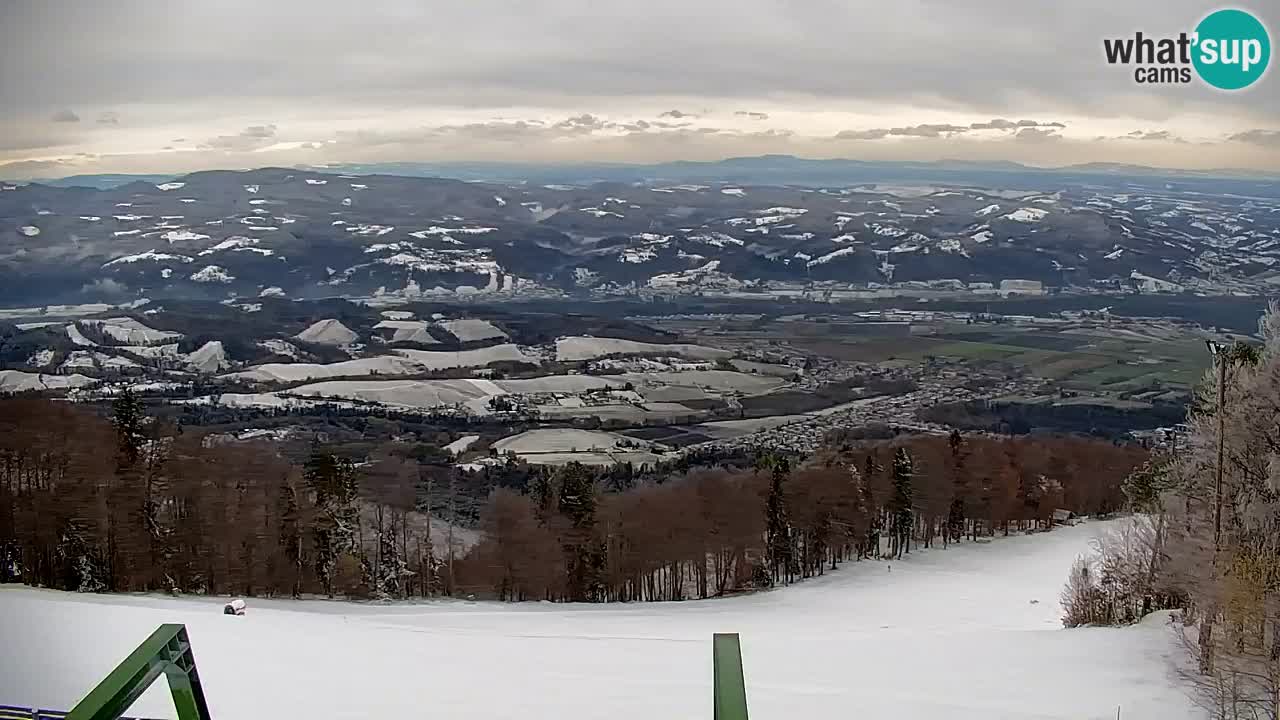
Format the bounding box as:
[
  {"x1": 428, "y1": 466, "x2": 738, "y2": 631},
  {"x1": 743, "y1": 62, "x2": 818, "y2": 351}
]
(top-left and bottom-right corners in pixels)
[{"x1": 1, "y1": 0, "x2": 1277, "y2": 178}]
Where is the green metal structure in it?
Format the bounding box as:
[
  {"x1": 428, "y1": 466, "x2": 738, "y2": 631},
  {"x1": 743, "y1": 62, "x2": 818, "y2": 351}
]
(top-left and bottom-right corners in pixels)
[
  {"x1": 51, "y1": 624, "x2": 745, "y2": 720},
  {"x1": 66, "y1": 624, "x2": 211, "y2": 720},
  {"x1": 713, "y1": 633, "x2": 749, "y2": 720}
]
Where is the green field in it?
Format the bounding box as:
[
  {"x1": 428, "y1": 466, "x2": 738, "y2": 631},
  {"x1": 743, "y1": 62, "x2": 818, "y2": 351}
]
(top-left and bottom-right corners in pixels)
[{"x1": 778, "y1": 324, "x2": 1211, "y2": 394}]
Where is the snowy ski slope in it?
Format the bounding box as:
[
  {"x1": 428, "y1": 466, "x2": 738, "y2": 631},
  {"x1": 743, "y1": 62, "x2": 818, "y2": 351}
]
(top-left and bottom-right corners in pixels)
[{"x1": 0, "y1": 521, "x2": 1200, "y2": 719}]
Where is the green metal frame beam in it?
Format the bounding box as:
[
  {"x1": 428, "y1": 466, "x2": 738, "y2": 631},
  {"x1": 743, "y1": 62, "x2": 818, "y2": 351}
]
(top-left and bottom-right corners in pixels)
[
  {"x1": 59, "y1": 623, "x2": 742, "y2": 720},
  {"x1": 713, "y1": 633, "x2": 749, "y2": 720},
  {"x1": 67, "y1": 624, "x2": 211, "y2": 720}
]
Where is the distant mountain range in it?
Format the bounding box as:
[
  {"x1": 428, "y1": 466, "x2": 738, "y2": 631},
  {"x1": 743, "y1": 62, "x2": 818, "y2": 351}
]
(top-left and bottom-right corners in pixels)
[
  {"x1": 1, "y1": 164, "x2": 1277, "y2": 307},
  {"x1": 27, "y1": 155, "x2": 1279, "y2": 191}
]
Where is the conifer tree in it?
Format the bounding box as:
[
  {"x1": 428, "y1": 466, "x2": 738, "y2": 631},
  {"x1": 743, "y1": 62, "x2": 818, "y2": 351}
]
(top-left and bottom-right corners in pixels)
[
  {"x1": 863, "y1": 453, "x2": 883, "y2": 558},
  {"x1": 764, "y1": 454, "x2": 792, "y2": 584},
  {"x1": 556, "y1": 462, "x2": 601, "y2": 601},
  {"x1": 891, "y1": 447, "x2": 915, "y2": 559},
  {"x1": 304, "y1": 449, "x2": 360, "y2": 597}
]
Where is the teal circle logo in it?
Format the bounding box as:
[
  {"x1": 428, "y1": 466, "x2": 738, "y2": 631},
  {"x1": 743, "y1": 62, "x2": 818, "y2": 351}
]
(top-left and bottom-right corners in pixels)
[{"x1": 1192, "y1": 9, "x2": 1271, "y2": 90}]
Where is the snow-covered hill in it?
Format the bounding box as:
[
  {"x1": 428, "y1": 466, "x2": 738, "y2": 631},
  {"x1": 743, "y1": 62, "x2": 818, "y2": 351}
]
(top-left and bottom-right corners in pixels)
[
  {"x1": 2, "y1": 166, "x2": 1278, "y2": 304},
  {"x1": 0, "y1": 521, "x2": 1199, "y2": 720}
]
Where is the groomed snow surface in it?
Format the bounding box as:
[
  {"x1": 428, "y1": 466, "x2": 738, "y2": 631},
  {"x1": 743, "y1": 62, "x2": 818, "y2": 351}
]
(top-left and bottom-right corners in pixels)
[{"x1": 0, "y1": 521, "x2": 1198, "y2": 720}]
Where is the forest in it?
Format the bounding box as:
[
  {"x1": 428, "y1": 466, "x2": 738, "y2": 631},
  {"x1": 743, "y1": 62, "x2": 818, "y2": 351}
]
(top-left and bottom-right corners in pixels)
[{"x1": 0, "y1": 394, "x2": 1146, "y2": 603}]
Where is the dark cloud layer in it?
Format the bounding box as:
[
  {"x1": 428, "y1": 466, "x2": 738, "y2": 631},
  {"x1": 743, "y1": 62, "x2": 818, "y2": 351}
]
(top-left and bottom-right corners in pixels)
[
  {"x1": 0, "y1": 1, "x2": 1275, "y2": 173},
  {"x1": 1229, "y1": 129, "x2": 1280, "y2": 148},
  {"x1": 2, "y1": 0, "x2": 1273, "y2": 121}
]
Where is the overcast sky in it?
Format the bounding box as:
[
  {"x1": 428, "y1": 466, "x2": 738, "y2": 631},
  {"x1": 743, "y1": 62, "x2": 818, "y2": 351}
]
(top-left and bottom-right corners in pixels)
[{"x1": 1, "y1": 0, "x2": 1277, "y2": 178}]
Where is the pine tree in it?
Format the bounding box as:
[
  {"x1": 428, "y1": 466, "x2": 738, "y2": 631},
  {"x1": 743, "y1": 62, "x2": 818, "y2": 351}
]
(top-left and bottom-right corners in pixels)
[
  {"x1": 277, "y1": 480, "x2": 303, "y2": 598},
  {"x1": 556, "y1": 462, "x2": 601, "y2": 601},
  {"x1": 111, "y1": 389, "x2": 145, "y2": 469},
  {"x1": 891, "y1": 447, "x2": 915, "y2": 560},
  {"x1": 530, "y1": 468, "x2": 555, "y2": 523},
  {"x1": 304, "y1": 449, "x2": 360, "y2": 597},
  {"x1": 764, "y1": 454, "x2": 792, "y2": 584},
  {"x1": 946, "y1": 430, "x2": 968, "y2": 544},
  {"x1": 863, "y1": 453, "x2": 883, "y2": 558},
  {"x1": 109, "y1": 388, "x2": 149, "y2": 590}
]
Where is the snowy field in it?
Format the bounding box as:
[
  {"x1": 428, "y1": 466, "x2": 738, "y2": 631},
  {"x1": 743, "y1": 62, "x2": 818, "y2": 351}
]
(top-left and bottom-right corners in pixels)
[{"x1": 0, "y1": 521, "x2": 1200, "y2": 720}]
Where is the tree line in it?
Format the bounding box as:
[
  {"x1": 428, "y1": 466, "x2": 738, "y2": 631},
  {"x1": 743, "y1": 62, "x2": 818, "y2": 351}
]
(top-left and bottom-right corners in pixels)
[
  {"x1": 1062, "y1": 306, "x2": 1280, "y2": 718},
  {"x1": 458, "y1": 431, "x2": 1142, "y2": 601},
  {"x1": 0, "y1": 394, "x2": 1145, "y2": 603}
]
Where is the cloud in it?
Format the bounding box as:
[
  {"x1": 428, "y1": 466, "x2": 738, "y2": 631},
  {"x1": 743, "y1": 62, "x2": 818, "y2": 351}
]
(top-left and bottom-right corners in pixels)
[
  {"x1": 659, "y1": 109, "x2": 695, "y2": 119},
  {"x1": 51, "y1": 109, "x2": 80, "y2": 123},
  {"x1": 203, "y1": 123, "x2": 278, "y2": 151},
  {"x1": 240, "y1": 124, "x2": 277, "y2": 139},
  {"x1": 1125, "y1": 130, "x2": 1178, "y2": 142},
  {"x1": 889, "y1": 123, "x2": 968, "y2": 138},
  {"x1": 835, "y1": 128, "x2": 890, "y2": 140},
  {"x1": 553, "y1": 113, "x2": 607, "y2": 134},
  {"x1": 1227, "y1": 129, "x2": 1280, "y2": 148},
  {"x1": 1014, "y1": 127, "x2": 1062, "y2": 142},
  {"x1": 836, "y1": 123, "x2": 972, "y2": 140},
  {"x1": 96, "y1": 111, "x2": 119, "y2": 125},
  {"x1": 968, "y1": 118, "x2": 1065, "y2": 131},
  {"x1": 735, "y1": 111, "x2": 769, "y2": 120}
]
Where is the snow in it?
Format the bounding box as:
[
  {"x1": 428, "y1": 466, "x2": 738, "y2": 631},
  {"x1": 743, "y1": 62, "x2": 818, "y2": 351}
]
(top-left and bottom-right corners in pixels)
[
  {"x1": 19, "y1": 225, "x2": 40, "y2": 237},
  {"x1": 394, "y1": 344, "x2": 538, "y2": 371},
  {"x1": 224, "y1": 345, "x2": 536, "y2": 384},
  {"x1": 444, "y1": 434, "x2": 481, "y2": 455},
  {"x1": 190, "y1": 265, "x2": 235, "y2": 283},
  {"x1": 374, "y1": 320, "x2": 440, "y2": 344},
  {"x1": 66, "y1": 324, "x2": 96, "y2": 346},
  {"x1": 155, "y1": 182, "x2": 185, "y2": 191},
  {"x1": 26, "y1": 349, "x2": 55, "y2": 367},
  {"x1": 200, "y1": 236, "x2": 259, "y2": 254},
  {"x1": 971, "y1": 230, "x2": 994, "y2": 243},
  {"x1": 1002, "y1": 208, "x2": 1049, "y2": 223},
  {"x1": 294, "y1": 319, "x2": 358, "y2": 346},
  {"x1": 0, "y1": 370, "x2": 96, "y2": 392},
  {"x1": 493, "y1": 428, "x2": 648, "y2": 455},
  {"x1": 555, "y1": 337, "x2": 732, "y2": 362},
  {"x1": 186, "y1": 341, "x2": 231, "y2": 373},
  {"x1": 438, "y1": 318, "x2": 507, "y2": 343},
  {"x1": 0, "y1": 521, "x2": 1199, "y2": 720},
  {"x1": 161, "y1": 230, "x2": 211, "y2": 243},
  {"x1": 285, "y1": 378, "x2": 500, "y2": 412},
  {"x1": 807, "y1": 246, "x2": 856, "y2": 267},
  {"x1": 117, "y1": 344, "x2": 176, "y2": 359},
  {"x1": 84, "y1": 318, "x2": 181, "y2": 345},
  {"x1": 258, "y1": 339, "x2": 302, "y2": 359},
  {"x1": 975, "y1": 204, "x2": 1001, "y2": 216}
]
